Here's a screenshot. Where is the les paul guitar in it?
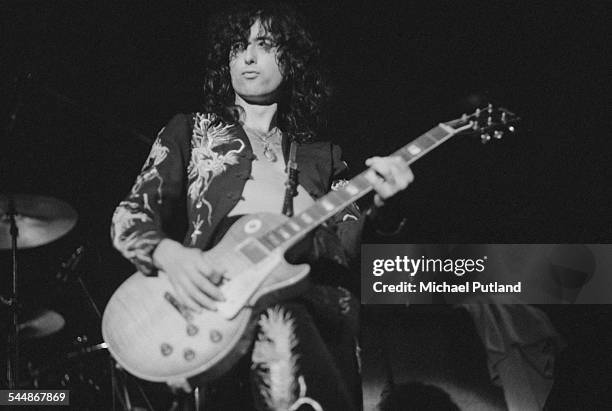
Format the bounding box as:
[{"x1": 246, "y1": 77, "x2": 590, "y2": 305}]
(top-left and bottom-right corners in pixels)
[{"x1": 102, "y1": 105, "x2": 519, "y2": 385}]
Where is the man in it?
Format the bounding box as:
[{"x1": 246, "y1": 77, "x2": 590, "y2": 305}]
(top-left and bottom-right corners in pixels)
[{"x1": 111, "y1": 2, "x2": 413, "y2": 409}]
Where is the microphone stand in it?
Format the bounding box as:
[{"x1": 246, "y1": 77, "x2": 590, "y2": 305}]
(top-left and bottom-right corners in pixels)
[
  {"x1": 5, "y1": 196, "x2": 20, "y2": 389},
  {"x1": 3, "y1": 72, "x2": 32, "y2": 389}
]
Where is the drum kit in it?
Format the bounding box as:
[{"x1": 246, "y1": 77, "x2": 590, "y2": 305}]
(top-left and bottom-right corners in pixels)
[
  {"x1": 1, "y1": 72, "x2": 169, "y2": 409},
  {"x1": 0, "y1": 193, "x2": 112, "y2": 406}
]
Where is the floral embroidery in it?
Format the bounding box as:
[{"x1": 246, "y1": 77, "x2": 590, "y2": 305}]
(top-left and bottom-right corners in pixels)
[
  {"x1": 252, "y1": 306, "x2": 322, "y2": 411},
  {"x1": 188, "y1": 113, "x2": 245, "y2": 224},
  {"x1": 331, "y1": 179, "x2": 360, "y2": 222},
  {"x1": 331, "y1": 179, "x2": 349, "y2": 191},
  {"x1": 338, "y1": 286, "x2": 353, "y2": 315},
  {"x1": 132, "y1": 137, "x2": 170, "y2": 203}
]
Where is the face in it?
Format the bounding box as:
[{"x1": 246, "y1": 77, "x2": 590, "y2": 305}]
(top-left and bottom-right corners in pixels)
[{"x1": 229, "y1": 19, "x2": 284, "y2": 104}]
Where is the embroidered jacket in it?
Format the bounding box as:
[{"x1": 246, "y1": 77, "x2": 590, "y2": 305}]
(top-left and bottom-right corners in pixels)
[{"x1": 111, "y1": 113, "x2": 363, "y2": 276}]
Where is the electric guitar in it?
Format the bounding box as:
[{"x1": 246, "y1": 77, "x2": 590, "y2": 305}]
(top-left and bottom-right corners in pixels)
[{"x1": 102, "y1": 105, "x2": 519, "y2": 385}]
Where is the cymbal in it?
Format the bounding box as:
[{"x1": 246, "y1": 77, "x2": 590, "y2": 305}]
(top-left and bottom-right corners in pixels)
[
  {"x1": 18, "y1": 309, "x2": 66, "y2": 339},
  {"x1": 0, "y1": 194, "x2": 77, "y2": 249}
]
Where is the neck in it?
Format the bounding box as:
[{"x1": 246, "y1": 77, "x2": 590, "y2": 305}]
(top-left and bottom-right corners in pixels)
[{"x1": 235, "y1": 94, "x2": 278, "y2": 132}]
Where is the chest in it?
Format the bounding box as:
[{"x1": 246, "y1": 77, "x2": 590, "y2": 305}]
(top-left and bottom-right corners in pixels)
[{"x1": 227, "y1": 135, "x2": 314, "y2": 216}]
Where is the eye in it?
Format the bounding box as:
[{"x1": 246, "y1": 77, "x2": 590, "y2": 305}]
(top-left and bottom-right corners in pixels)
[
  {"x1": 257, "y1": 39, "x2": 275, "y2": 50},
  {"x1": 230, "y1": 41, "x2": 247, "y2": 54}
]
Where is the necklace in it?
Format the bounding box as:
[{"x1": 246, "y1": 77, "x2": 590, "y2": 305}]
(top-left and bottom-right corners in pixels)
[{"x1": 244, "y1": 126, "x2": 282, "y2": 162}]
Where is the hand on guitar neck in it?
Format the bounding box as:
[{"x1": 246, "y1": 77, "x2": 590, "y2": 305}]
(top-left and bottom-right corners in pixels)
[
  {"x1": 152, "y1": 239, "x2": 226, "y2": 312},
  {"x1": 365, "y1": 155, "x2": 415, "y2": 207}
]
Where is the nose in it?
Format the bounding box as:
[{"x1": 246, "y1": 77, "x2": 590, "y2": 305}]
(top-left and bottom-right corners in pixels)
[{"x1": 243, "y1": 43, "x2": 256, "y2": 64}]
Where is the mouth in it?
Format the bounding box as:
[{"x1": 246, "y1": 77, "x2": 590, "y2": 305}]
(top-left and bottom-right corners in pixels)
[{"x1": 242, "y1": 71, "x2": 259, "y2": 78}]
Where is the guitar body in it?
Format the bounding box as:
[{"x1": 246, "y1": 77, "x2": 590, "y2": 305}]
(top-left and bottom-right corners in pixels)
[{"x1": 102, "y1": 213, "x2": 310, "y2": 384}]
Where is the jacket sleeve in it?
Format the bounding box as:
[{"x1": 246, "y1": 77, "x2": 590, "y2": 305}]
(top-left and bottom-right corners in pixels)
[
  {"x1": 325, "y1": 144, "x2": 408, "y2": 266},
  {"x1": 110, "y1": 114, "x2": 190, "y2": 275},
  {"x1": 319, "y1": 144, "x2": 364, "y2": 267}
]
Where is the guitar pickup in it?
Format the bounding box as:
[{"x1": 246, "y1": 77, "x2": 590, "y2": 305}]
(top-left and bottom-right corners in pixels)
[{"x1": 164, "y1": 291, "x2": 195, "y2": 322}]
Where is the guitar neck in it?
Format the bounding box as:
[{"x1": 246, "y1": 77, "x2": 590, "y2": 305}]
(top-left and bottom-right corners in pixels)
[{"x1": 255, "y1": 123, "x2": 460, "y2": 251}]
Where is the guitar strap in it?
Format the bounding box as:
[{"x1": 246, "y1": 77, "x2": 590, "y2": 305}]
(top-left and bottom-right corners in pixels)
[{"x1": 281, "y1": 140, "x2": 299, "y2": 217}]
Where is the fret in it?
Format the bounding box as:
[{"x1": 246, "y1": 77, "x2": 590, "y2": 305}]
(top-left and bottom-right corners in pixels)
[
  {"x1": 288, "y1": 220, "x2": 301, "y2": 232},
  {"x1": 428, "y1": 126, "x2": 449, "y2": 140},
  {"x1": 350, "y1": 175, "x2": 372, "y2": 192},
  {"x1": 258, "y1": 235, "x2": 276, "y2": 250},
  {"x1": 299, "y1": 212, "x2": 314, "y2": 224},
  {"x1": 395, "y1": 148, "x2": 414, "y2": 163},
  {"x1": 320, "y1": 199, "x2": 334, "y2": 211},
  {"x1": 279, "y1": 222, "x2": 297, "y2": 235},
  {"x1": 406, "y1": 143, "x2": 423, "y2": 156},
  {"x1": 277, "y1": 228, "x2": 291, "y2": 239},
  {"x1": 422, "y1": 133, "x2": 439, "y2": 144},
  {"x1": 324, "y1": 191, "x2": 346, "y2": 207},
  {"x1": 415, "y1": 134, "x2": 437, "y2": 147},
  {"x1": 266, "y1": 232, "x2": 282, "y2": 247},
  {"x1": 412, "y1": 128, "x2": 449, "y2": 148},
  {"x1": 273, "y1": 230, "x2": 286, "y2": 243},
  {"x1": 306, "y1": 205, "x2": 328, "y2": 220},
  {"x1": 345, "y1": 183, "x2": 359, "y2": 196},
  {"x1": 330, "y1": 188, "x2": 353, "y2": 203},
  {"x1": 362, "y1": 168, "x2": 382, "y2": 186}
]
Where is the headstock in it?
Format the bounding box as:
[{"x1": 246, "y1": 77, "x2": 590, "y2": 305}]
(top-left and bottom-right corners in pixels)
[{"x1": 445, "y1": 104, "x2": 520, "y2": 143}]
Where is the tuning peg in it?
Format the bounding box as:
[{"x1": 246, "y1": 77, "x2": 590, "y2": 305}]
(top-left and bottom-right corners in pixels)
[
  {"x1": 501, "y1": 112, "x2": 507, "y2": 123},
  {"x1": 487, "y1": 103, "x2": 493, "y2": 113},
  {"x1": 493, "y1": 130, "x2": 504, "y2": 139},
  {"x1": 508, "y1": 126, "x2": 515, "y2": 132},
  {"x1": 480, "y1": 133, "x2": 491, "y2": 143}
]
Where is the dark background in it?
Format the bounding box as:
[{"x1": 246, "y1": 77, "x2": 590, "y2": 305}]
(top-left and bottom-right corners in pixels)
[
  {"x1": 0, "y1": 0, "x2": 610, "y2": 404},
  {"x1": 3, "y1": 0, "x2": 610, "y2": 299}
]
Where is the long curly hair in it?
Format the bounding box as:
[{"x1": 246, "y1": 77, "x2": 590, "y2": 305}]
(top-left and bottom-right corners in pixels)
[{"x1": 202, "y1": 1, "x2": 331, "y2": 143}]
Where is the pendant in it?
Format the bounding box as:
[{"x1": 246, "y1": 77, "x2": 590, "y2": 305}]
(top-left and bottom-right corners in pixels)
[{"x1": 263, "y1": 146, "x2": 277, "y2": 162}]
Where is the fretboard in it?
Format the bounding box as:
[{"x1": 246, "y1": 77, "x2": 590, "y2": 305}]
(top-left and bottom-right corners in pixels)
[{"x1": 257, "y1": 123, "x2": 458, "y2": 251}]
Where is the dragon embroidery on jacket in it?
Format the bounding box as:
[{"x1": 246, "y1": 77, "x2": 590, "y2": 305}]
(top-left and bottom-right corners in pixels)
[
  {"x1": 188, "y1": 113, "x2": 245, "y2": 224},
  {"x1": 132, "y1": 135, "x2": 170, "y2": 203},
  {"x1": 111, "y1": 200, "x2": 160, "y2": 270}
]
